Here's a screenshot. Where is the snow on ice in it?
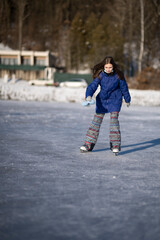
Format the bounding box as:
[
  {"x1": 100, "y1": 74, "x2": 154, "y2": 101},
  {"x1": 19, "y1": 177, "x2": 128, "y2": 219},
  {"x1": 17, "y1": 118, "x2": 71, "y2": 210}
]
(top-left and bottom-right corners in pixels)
[{"x1": 0, "y1": 79, "x2": 160, "y2": 106}]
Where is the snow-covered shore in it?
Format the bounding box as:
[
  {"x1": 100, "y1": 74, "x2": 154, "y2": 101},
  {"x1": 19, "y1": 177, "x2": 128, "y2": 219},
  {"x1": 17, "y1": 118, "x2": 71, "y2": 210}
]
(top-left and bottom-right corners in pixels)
[{"x1": 0, "y1": 80, "x2": 160, "y2": 106}]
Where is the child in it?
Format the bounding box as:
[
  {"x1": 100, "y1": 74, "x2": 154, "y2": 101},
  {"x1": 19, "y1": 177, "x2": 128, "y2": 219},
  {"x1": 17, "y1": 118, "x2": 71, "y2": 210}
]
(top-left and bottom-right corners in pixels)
[{"x1": 80, "y1": 56, "x2": 131, "y2": 155}]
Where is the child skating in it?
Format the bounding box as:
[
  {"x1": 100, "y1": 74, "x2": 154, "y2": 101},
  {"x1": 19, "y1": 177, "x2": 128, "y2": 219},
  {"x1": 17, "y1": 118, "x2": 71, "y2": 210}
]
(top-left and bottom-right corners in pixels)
[{"x1": 80, "y1": 56, "x2": 131, "y2": 155}]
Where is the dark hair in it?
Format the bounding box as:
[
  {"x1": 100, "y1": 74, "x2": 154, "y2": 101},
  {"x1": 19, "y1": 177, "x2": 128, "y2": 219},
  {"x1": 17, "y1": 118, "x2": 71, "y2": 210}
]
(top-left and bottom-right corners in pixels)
[{"x1": 92, "y1": 56, "x2": 124, "y2": 80}]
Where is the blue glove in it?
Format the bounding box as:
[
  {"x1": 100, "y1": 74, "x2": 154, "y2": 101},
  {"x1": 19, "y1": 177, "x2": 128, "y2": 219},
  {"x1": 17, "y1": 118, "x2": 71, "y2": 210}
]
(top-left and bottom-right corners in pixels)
[{"x1": 81, "y1": 97, "x2": 95, "y2": 107}]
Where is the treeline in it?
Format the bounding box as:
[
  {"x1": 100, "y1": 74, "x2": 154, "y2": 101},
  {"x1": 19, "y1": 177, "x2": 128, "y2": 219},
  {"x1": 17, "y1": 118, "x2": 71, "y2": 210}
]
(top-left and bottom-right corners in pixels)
[{"x1": 0, "y1": 0, "x2": 160, "y2": 75}]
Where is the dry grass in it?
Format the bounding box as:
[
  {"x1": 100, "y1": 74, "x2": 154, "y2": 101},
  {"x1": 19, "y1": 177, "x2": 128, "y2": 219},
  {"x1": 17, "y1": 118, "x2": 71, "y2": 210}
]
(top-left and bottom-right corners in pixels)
[{"x1": 126, "y1": 67, "x2": 160, "y2": 90}]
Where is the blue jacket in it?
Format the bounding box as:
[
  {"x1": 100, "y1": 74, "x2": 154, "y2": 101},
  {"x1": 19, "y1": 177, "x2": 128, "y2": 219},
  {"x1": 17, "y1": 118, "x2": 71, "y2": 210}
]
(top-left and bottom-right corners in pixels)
[{"x1": 86, "y1": 71, "x2": 131, "y2": 113}]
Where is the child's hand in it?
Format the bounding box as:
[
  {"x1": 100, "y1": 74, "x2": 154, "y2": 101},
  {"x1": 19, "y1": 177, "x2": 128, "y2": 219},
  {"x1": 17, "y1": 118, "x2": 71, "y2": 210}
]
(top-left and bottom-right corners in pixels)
[
  {"x1": 86, "y1": 96, "x2": 92, "y2": 101},
  {"x1": 126, "y1": 102, "x2": 130, "y2": 107}
]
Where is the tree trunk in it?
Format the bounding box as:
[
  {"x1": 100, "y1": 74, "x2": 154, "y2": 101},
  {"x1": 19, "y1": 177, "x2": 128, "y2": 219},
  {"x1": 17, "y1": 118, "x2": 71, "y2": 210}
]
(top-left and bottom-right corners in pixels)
[
  {"x1": 66, "y1": 29, "x2": 71, "y2": 71},
  {"x1": 138, "y1": 0, "x2": 144, "y2": 73},
  {"x1": 17, "y1": 0, "x2": 28, "y2": 50},
  {"x1": 18, "y1": 12, "x2": 23, "y2": 50},
  {"x1": 128, "y1": 0, "x2": 133, "y2": 76}
]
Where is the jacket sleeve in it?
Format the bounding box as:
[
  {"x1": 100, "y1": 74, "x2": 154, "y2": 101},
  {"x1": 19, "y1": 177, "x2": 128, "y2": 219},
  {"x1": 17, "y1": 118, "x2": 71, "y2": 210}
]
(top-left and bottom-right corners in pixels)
[
  {"x1": 119, "y1": 77, "x2": 131, "y2": 103},
  {"x1": 85, "y1": 77, "x2": 100, "y2": 98}
]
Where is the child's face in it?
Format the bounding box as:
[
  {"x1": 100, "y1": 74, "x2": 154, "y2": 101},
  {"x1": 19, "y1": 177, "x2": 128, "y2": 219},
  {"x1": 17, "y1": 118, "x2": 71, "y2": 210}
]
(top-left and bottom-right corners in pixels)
[{"x1": 104, "y1": 63, "x2": 113, "y2": 73}]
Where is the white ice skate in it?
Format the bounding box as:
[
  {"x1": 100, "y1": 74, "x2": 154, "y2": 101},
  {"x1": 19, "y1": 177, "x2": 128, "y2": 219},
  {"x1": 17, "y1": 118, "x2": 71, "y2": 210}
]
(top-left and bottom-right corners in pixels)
[
  {"x1": 80, "y1": 145, "x2": 88, "y2": 152},
  {"x1": 112, "y1": 148, "x2": 119, "y2": 156},
  {"x1": 80, "y1": 143, "x2": 95, "y2": 153}
]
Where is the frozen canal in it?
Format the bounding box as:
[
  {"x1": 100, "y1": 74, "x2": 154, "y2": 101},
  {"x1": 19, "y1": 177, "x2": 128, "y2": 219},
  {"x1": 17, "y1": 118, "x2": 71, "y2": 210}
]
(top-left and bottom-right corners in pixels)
[{"x1": 0, "y1": 100, "x2": 160, "y2": 240}]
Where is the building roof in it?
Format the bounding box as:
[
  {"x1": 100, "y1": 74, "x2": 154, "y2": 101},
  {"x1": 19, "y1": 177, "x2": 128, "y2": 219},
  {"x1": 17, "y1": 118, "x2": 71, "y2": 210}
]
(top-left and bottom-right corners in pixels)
[{"x1": 0, "y1": 64, "x2": 45, "y2": 71}]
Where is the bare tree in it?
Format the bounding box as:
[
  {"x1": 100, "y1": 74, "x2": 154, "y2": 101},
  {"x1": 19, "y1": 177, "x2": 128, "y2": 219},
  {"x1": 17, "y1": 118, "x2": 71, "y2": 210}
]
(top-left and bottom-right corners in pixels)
[
  {"x1": 0, "y1": 0, "x2": 11, "y2": 42},
  {"x1": 138, "y1": 0, "x2": 144, "y2": 73},
  {"x1": 14, "y1": 0, "x2": 29, "y2": 50},
  {"x1": 151, "y1": 0, "x2": 160, "y2": 18}
]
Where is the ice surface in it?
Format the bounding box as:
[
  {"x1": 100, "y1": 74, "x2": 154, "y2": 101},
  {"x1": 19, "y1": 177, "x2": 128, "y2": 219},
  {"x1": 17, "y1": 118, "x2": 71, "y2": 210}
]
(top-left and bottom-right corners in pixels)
[{"x1": 0, "y1": 100, "x2": 160, "y2": 240}]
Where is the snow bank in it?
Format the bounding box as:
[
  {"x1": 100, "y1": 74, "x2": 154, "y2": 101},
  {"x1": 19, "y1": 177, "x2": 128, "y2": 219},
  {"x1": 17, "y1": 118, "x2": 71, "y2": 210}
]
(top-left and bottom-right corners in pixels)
[
  {"x1": 129, "y1": 89, "x2": 160, "y2": 106},
  {"x1": 0, "y1": 80, "x2": 85, "y2": 103},
  {"x1": 0, "y1": 80, "x2": 160, "y2": 106},
  {"x1": 0, "y1": 43, "x2": 12, "y2": 50}
]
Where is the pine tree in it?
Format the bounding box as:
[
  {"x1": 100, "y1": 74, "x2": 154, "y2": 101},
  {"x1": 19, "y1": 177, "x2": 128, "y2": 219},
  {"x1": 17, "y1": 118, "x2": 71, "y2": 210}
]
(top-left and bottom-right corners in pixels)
[{"x1": 70, "y1": 12, "x2": 85, "y2": 71}]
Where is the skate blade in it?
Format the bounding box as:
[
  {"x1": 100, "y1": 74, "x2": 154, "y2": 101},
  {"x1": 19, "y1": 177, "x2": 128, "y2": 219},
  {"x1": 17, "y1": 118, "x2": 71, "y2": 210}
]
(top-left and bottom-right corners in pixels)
[
  {"x1": 114, "y1": 152, "x2": 119, "y2": 156},
  {"x1": 80, "y1": 149, "x2": 89, "y2": 153}
]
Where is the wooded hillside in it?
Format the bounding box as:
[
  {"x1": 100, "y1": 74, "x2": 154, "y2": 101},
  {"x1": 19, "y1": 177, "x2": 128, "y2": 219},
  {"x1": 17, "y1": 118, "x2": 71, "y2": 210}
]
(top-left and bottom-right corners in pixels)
[{"x1": 0, "y1": 0, "x2": 160, "y2": 76}]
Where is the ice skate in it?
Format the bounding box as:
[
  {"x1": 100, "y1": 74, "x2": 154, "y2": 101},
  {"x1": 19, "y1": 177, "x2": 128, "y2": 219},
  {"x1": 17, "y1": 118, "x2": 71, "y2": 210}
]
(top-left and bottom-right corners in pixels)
[
  {"x1": 110, "y1": 142, "x2": 120, "y2": 156},
  {"x1": 80, "y1": 143, "x2": 95, "y2": 153},
  {"x1": 112, "y1": 148, "x2": 119, "y2": 156},
  {"x1": 80, "y1": 145, "x2": 89, "y2": 153}
]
